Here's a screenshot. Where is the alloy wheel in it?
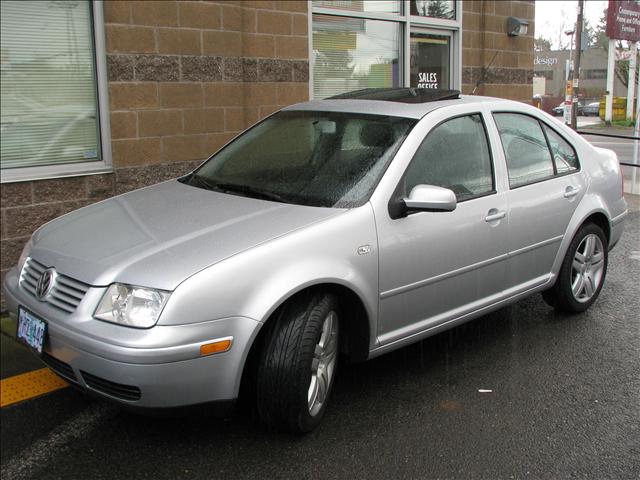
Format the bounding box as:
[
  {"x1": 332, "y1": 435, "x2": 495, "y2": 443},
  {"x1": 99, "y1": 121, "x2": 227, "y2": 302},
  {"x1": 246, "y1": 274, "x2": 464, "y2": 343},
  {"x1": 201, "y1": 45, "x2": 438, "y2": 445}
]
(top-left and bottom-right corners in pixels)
[
  {"x1": 308, "y1": 311, "x2": 338, "y2": 417},
  {"x1": 571, "y1": 233, "x2": 605, "y2": 303}
]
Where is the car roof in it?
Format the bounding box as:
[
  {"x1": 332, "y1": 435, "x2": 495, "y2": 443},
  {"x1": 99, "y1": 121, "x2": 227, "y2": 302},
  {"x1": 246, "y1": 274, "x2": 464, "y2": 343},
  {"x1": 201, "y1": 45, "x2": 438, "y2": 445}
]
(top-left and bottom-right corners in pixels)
[{"x1": 283, "y1": 92, "x2": 518, "y2": 120}]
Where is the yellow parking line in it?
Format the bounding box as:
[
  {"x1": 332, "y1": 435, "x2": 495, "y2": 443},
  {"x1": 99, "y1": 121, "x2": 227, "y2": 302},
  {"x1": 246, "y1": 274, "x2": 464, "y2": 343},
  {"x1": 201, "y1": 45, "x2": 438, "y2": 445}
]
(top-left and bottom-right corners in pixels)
[{"x1": 1, "y1": 368, "x2": 68, "y2": 407}]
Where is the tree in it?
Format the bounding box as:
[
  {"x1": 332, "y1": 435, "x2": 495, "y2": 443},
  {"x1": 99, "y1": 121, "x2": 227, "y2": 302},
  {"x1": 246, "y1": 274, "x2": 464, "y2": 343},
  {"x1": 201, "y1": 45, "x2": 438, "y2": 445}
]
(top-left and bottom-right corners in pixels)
[
  {"x1": 427, "y1": 0, "x2": 453, "y2": 19},
  {"x1": 535, "y1": 36, "x2": 552, "y2": 52},
  {"x1": 582, "y1": 18, "x2": 597, "y2": 49}
]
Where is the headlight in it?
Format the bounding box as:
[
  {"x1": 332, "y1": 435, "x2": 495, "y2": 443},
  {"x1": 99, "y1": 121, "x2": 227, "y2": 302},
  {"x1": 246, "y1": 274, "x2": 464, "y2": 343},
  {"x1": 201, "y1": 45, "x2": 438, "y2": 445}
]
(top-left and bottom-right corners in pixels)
[
  {"x1": 18, "y1": 238, "x2": 33, "y2": 272},
  {"x1": 94, "y1": 283, "x2": 170, "y2": 328}
]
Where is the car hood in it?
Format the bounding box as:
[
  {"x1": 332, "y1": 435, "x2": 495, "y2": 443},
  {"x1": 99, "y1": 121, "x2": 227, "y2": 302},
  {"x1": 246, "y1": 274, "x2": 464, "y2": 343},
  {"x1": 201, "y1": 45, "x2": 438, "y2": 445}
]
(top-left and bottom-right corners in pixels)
[{"x1": 30, "y1": 180, "x2": 343, "y2": 290}]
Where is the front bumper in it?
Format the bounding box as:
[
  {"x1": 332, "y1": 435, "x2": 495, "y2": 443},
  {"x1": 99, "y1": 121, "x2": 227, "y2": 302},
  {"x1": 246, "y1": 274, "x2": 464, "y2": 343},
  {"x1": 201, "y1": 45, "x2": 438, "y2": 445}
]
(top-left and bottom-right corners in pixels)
[{"x1": 3, "y1": 267, "x2": 262, "y2": 408}]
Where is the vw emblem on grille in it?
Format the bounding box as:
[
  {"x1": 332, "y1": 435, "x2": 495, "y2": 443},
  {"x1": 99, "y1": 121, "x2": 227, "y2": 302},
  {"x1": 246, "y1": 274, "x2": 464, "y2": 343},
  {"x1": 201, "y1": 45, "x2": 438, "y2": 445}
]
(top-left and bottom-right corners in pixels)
[{"x1": 36, "y1": 268, "x2": 57, "y2": 300}]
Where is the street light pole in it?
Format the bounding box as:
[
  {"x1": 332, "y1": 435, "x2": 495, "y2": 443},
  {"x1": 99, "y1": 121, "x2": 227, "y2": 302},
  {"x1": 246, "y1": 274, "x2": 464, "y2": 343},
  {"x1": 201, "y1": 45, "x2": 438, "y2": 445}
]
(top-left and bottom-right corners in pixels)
[
  {"x1": 571, "y1": 0, "x2": 584, "y2": 130},
  {"x1": 565, "y1": 29, "x2": 575, "y2": 126}
]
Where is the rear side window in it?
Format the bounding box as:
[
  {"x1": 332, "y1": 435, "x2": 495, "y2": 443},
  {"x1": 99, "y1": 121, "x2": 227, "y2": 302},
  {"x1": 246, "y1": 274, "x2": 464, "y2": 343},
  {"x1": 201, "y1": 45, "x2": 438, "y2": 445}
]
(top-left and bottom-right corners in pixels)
[
  {"x1": 542, "y1": 124, "x2": 579, "y2": 174},
  {"x1": 404, "y1": 114, "x2": 494, "y2": 201},
  {"x1": 493, "y1": 113, "x2": 554, "y2": 188}
]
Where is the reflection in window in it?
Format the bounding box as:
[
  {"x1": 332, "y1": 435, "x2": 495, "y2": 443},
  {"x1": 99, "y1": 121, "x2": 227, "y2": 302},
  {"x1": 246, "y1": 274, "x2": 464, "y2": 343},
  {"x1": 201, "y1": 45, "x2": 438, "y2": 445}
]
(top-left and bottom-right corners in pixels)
[
  {"x1": 313, "y1": 0, "x2": 401, "y2": 14},
  {"x1": 404, "y1": 114, "x2": 494, "y2": 201},
  {"x1": 312, "y1": 15, "x2": 401, "y2": 99},
  {"x1": 410, "y1": 0, "x2": 455, "y2": 19}
]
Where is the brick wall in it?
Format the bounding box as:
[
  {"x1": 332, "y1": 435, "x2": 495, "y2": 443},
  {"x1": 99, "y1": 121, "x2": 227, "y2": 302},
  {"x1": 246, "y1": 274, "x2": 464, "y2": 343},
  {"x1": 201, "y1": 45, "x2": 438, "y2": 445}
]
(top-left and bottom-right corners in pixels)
[
  {"x1": 0, "y1": 0, "x2": 309, "y2": 309},
  {"x1": 461, "y1": 0, "x2": 534, "y2": 101}
]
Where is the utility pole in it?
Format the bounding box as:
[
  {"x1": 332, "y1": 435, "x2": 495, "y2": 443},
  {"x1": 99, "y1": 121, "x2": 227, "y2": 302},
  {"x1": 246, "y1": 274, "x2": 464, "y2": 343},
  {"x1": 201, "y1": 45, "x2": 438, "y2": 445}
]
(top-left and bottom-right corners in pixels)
[{"x1": 571, "y1": 0, "x2": 584, "y2": 130}]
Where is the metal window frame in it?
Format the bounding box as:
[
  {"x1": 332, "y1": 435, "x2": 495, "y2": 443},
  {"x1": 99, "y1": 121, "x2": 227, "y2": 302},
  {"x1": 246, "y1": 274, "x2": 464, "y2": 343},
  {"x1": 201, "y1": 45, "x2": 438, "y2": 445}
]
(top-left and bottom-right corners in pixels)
[
  {"x1": 1, "y1": 0, "x2": 113, "y2": 184},
  {"x1": 308, "y1": 0, "x2": 462, "y2": 100}
]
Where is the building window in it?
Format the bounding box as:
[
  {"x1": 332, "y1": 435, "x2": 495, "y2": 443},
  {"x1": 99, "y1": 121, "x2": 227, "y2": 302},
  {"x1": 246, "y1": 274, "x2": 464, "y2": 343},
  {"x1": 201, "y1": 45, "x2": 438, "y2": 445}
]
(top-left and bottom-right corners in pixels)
[
  {"x1": 0, "y1": 0, "x2": 111, "y2": 183},
  {"x1": 311, "y1": 0, "x2": 461, "y2": 99},
  {"x1": 584, "y1": 69, "x2": 607, "y2": 80},
  {"x1": 312, "y1": 15, "x2": 401, "y2": 99},
  {"x1": 314, "y1": 1, "x2": 402, "y2": 15},
  {"x1": 410, "y1": 0, "x2": 455, "y2": 19},
  {"x1": 410, "y1": 32, "x2": 451, "y2": 89}
]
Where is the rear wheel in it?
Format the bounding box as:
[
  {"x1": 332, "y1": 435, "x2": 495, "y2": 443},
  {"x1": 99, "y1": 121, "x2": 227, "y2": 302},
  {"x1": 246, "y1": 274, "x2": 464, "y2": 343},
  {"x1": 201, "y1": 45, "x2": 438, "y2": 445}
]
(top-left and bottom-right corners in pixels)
[
  {"x1": 543, "y1": 223, "x2": 608, "y2": 313},
  {"x1": 256, "y1": 292, "x2": 339, "y2": 433}
]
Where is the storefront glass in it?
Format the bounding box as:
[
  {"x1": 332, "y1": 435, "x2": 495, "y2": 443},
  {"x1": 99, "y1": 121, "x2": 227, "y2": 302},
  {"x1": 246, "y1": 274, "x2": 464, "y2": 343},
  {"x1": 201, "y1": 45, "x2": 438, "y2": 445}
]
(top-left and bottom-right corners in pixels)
[
  {"x1": 410, "y1": 32, "x2": 451, "y2": 89},
  {"x1": 311, "y1": 0, "x2": 460, "y2": 99},
  {"x1": 314, "y1": 1, "x2": 402, "y2": 15},
  {"x1": 312, "y1": 15, "x2": 401, "y2": 99}
]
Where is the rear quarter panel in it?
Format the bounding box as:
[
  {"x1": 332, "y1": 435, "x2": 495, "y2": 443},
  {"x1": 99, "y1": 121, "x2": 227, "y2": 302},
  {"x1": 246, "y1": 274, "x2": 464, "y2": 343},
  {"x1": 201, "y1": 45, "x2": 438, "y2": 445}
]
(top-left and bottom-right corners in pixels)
[{"x1": 550, "y1": 141, "x2": 627, "y2": 275}]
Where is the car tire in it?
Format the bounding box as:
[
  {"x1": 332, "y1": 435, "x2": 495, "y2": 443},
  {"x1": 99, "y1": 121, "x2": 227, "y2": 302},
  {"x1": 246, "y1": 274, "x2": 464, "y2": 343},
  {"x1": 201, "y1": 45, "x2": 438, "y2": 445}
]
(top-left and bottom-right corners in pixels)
[
  {"x1": 543, "y1": 223, "x2": 608, "y2": 313},
  {"x1": 256, "y1": 292, "x2": 340, "y2": 433}
]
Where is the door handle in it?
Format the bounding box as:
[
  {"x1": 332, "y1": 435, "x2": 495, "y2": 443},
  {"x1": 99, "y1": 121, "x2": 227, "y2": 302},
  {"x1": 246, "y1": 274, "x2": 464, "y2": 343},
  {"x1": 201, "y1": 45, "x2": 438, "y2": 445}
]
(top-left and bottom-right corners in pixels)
[
  {"x1": 485, "y1": 210, "x2": 506, "y2": 222},
  {"x1": 563, "y1": 186, "x2": 581, "y2": 198}
]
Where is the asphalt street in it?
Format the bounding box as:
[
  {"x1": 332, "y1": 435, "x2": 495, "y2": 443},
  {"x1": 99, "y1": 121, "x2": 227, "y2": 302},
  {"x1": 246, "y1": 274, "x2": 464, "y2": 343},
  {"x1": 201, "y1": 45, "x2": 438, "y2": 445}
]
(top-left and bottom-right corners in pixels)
[{"x1": 1, "y1": 199, "x2": 639, "y2": 480}]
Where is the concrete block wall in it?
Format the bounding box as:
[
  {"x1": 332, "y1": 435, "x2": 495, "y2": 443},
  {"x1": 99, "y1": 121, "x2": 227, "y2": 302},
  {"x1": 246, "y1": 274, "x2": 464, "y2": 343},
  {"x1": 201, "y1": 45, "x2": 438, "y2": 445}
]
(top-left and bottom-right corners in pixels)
[{"x1": 461, "y1": 0, "x2": 535, "y2": 101}]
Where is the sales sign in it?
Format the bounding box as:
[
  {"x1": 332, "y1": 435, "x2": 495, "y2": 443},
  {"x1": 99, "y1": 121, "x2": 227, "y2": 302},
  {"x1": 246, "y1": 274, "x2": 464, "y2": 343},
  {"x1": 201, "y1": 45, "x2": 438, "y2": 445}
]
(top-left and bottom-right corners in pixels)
[{"x1": 606, "y1": 0, "x2": 640, "y2": 42}]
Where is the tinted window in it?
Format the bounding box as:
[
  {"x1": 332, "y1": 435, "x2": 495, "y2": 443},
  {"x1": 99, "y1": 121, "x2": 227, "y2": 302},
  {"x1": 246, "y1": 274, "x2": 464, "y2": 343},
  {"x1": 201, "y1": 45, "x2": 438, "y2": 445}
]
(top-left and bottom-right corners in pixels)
[
  {"x1": 543, "y1": 124, "x2": 579, "y2": 174},
  {"x1": 404, "y1": 114, "x2": 494, "y2": 201},
  {"x1": 494, "y1": 113, "x2": 555, "y2": 188},
  {"x1": 183, "y1": 111, "x2": 416, "y2": 208}
]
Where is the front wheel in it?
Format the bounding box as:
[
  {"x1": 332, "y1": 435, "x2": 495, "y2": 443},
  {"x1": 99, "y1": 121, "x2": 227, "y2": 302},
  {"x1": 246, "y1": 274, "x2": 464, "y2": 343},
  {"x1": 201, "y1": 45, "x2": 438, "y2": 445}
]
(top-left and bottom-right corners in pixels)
[
  {"x1": 543, "y1": 223, "x2": 608, "y2": 313},
  {"x1": 256, "y1": 292, "x2": 340, "y2": 433}
]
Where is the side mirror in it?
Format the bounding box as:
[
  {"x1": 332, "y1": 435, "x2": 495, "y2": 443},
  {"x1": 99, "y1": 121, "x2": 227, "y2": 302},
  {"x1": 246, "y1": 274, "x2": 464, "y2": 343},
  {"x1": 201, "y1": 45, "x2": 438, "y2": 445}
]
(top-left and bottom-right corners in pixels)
[{"x1": 403, "y1": 185, "x2": 457, "y2": 213}]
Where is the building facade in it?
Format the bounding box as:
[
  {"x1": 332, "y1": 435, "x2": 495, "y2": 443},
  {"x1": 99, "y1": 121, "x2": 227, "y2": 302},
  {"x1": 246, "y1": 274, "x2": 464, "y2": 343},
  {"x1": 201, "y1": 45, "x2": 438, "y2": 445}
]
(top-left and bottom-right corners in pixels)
[
  {"x1": 0, "y1": 0, "x2": 534, "y2": 308},
  {"x1": 534, "y1": 48, "x2": 629, "y2": 102}
]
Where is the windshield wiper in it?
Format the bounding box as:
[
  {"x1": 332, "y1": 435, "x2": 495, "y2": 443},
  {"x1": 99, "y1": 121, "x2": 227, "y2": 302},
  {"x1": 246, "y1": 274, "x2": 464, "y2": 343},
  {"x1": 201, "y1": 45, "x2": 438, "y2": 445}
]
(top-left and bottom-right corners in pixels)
[
  {"x1": 213, "y1": 182, "x2": 290, "y2": 203},
  {"x1": 187, "y1": 175, "x2": 290, "y2": 203},
  {"x1": 188, "y1": 174, "x2": 221, "y2": 191}
]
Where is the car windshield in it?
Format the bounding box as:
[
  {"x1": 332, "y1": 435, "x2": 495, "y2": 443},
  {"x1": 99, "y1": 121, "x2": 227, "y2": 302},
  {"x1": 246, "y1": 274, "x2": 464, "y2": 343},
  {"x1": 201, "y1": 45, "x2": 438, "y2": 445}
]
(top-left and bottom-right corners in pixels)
[{"x1": 180, "y1": 111, "x2": 417, "y2": 208}]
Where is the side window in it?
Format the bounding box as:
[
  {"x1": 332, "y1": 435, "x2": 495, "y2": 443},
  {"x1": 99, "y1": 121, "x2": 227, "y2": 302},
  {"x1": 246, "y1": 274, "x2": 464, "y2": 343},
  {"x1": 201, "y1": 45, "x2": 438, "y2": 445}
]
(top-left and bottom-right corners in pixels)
[
  {"x1": 494, "y1": 113, "x2": 555, "y2": 188},
  {"x1": 542, "y1": 124, "x2": 579, "y2": 174},
  {"x1": 404, "y1": 114, "x2": 494, "y2": 201}
]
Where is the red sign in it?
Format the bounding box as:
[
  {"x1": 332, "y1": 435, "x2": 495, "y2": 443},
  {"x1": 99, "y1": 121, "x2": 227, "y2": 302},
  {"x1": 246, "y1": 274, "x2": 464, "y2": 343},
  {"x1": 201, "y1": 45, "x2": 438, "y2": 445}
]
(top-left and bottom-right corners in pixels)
[{"x1": 606, "y1": 0, "x2": 640, "y2": 42}]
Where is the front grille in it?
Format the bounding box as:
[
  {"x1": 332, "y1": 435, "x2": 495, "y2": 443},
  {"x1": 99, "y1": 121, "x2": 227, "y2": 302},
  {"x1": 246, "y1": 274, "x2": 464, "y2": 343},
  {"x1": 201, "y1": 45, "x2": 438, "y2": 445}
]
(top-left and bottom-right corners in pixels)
[
  {"x1": 41, "y1": 352, "x2": 78, "y2": 383},
  {"x1": 19, "y1": 257, "x2": 90, "y2": 313},
  {"x1": 80, "y1": 371, "x2": 141, "y2": 401}
]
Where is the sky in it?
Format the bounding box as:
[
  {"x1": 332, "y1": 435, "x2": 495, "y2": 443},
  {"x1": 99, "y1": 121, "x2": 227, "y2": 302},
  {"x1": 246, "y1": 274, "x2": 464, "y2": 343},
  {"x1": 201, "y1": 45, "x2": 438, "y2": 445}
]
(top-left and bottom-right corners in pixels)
[{"x1": 535, "y1": 0, "x2": 608, "y2": 49}]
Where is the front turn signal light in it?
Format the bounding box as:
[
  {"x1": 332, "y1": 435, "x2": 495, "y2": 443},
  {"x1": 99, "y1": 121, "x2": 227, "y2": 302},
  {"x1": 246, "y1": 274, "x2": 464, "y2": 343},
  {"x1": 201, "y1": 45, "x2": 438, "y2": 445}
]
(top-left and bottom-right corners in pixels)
[{"x1": 200, "y1": 338, "x2": 232, "y2": 356}]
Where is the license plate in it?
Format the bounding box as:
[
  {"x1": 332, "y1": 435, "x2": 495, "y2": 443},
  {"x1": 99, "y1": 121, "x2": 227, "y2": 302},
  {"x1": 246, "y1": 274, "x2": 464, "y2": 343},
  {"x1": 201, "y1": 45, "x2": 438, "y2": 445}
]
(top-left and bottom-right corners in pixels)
[{"x1": 17, "y1": 307, "x2": 47, "y2": 354}]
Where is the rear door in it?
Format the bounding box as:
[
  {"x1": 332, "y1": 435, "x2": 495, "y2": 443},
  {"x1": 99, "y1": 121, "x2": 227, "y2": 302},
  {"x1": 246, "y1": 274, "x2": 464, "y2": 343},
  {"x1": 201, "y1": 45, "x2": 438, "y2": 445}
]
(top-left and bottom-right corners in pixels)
[{"x1": 491, "y1": 112, "x2": 585, "y2": 293}]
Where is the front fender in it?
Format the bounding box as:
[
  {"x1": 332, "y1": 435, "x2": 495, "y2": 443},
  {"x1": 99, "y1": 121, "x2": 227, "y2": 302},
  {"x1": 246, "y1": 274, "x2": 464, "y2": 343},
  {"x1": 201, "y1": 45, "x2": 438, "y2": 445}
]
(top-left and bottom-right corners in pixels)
[{"x1": 158, "y1": 204, "x2": 379, "y2": 348}]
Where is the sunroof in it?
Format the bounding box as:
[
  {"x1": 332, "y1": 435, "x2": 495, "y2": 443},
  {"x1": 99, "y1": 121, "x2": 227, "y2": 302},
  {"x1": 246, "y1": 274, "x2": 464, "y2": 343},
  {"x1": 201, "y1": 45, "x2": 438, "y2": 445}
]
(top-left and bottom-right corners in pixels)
[{"x1": 327, "y1": 88, "x2": 460, "y2": 104}]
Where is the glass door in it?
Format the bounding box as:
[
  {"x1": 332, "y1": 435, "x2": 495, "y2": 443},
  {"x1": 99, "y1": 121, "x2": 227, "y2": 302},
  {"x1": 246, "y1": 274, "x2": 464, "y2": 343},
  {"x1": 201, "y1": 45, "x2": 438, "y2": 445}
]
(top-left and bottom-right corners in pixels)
[{"x1": 409, "y1": 30, "x2": 451, "y2": 90}]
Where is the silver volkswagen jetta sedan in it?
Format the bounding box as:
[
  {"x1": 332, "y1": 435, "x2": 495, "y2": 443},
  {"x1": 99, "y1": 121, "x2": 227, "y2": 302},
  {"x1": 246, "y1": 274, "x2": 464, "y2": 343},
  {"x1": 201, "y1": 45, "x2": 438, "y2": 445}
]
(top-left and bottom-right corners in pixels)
[{"x1": 3, "y1": 89, "x2": 627, "y2": 432}]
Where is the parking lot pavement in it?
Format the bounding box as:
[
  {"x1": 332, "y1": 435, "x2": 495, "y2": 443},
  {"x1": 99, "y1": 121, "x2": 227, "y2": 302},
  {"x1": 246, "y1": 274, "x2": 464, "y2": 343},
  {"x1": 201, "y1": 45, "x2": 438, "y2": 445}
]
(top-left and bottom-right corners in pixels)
[{"x1": 1, "y1": 199, "x2": 639, "y2": 480}]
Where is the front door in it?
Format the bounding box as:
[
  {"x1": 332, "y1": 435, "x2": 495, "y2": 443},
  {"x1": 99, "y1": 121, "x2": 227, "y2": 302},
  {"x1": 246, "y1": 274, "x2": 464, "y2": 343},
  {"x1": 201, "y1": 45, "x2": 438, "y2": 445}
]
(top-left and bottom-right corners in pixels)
[{"x1": 376, "y1": 112, "x2": 508, "y2": 345}]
